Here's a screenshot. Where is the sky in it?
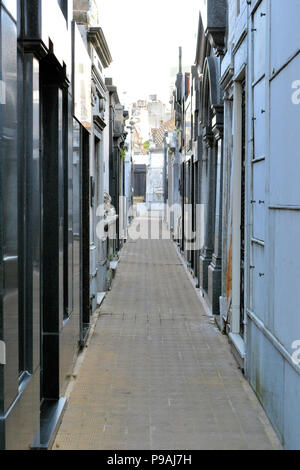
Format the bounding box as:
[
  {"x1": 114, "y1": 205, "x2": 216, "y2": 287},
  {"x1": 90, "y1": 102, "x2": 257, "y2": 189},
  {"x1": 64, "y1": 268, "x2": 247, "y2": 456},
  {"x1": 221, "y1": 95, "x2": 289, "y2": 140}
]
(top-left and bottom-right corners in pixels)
[{"x1": 100, "y1": 0, "x2": 201, "y2": 108}]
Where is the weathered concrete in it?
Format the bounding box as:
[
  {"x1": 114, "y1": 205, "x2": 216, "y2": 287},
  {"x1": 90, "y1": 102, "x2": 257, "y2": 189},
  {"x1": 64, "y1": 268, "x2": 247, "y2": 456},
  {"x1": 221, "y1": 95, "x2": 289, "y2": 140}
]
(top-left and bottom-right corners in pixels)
[{"x1": 53, "y1": 219, "x2": 281, "y2": 450}]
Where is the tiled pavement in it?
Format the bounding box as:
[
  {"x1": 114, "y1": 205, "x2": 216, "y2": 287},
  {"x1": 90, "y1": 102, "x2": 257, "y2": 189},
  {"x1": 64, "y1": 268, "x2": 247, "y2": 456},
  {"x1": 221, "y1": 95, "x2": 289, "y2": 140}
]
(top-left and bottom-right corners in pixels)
[{"x1": 53, "y1": 219, "x2": 281, "y2": 450}]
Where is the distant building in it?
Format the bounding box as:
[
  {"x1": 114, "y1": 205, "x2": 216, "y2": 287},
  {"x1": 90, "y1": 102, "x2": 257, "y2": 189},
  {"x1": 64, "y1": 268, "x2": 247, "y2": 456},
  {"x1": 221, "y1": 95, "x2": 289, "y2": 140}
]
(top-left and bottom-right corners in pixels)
[
  {"x1": 148, "y1": 96, "x2": 171, "y2": 129},
  {"x1": 129, "y1": 96, "x2": 174, "y2": 216}
]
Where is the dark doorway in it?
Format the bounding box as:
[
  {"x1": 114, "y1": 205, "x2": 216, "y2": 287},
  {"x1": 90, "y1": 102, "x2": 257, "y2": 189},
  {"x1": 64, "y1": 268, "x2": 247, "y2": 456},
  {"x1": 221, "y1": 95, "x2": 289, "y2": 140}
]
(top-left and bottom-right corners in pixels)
[
  {"x1": 133, "y1": 165, "x2": 147, "y2": 200},
  {"x1": 180, "y1": 163, "x2": 185, "y2": 252},
  {"x1": 80, "y1": 127, "x2": 91, "y2": 346},
  {"x1": 40, "y1": 58, "x2": 65, "y2": 402}
]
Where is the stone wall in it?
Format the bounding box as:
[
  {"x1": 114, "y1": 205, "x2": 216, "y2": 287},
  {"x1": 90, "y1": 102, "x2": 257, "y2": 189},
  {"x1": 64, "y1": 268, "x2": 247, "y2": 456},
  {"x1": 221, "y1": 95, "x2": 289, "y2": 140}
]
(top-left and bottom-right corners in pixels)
[{"x1": 73, "y1": 0, "x2": 100, "y2": 26}]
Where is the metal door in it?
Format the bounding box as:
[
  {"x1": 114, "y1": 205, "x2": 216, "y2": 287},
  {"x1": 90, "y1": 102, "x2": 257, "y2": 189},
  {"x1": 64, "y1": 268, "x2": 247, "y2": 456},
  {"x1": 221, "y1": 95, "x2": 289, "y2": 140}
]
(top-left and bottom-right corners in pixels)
[{"x1": 250, "y1": 3, "x2": 267, "y2": 324}]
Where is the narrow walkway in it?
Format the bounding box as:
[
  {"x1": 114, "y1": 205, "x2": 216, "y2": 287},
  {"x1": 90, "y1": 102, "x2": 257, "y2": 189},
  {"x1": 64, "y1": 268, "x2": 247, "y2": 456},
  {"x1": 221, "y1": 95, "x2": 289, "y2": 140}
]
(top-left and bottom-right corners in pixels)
[{"x1": 54, "y1": 219, "x2": 280, "y2": 450}]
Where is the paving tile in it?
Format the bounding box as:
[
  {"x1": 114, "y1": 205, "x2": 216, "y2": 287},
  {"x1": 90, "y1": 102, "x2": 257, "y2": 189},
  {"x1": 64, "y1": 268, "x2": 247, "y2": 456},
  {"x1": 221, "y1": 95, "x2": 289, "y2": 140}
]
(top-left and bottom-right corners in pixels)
[{"x1": 53, "y1": 220, "x2": 281, "y2": 450}]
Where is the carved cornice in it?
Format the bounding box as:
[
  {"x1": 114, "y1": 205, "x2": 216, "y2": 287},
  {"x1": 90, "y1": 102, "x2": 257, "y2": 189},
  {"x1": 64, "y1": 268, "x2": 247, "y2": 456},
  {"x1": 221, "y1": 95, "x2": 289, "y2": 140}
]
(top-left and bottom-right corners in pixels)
[
  {"x1": 88, "y1": 27, "x2": 112, "y2": 69},
  {"x1": 20, "y1": 40, "x2": 48, "y2": 60},
  {"x1": 206, "y1": 28, "x2": 227, "y2": 57},
  {"x1": 203, "y1": 126, "x2": 214, "y2": 148},
  {"x1": 220, "y1": 65, "x2": 234, "y2": 91},
  {"x1": 92, "y1": 64, "x2": 107, "y2": 95},
  {"x1": 205, "y1": 0, "x2": 227, "y2": 57},
  {"x1": 93, "y1": 115, "x2": 106, "y2": 132},
  {"x1": 212, "y1": 124, "x2": 224, "y2": 141},
  {"x1": 212, "y1": 105, "x2": 224, "y2": 140}
]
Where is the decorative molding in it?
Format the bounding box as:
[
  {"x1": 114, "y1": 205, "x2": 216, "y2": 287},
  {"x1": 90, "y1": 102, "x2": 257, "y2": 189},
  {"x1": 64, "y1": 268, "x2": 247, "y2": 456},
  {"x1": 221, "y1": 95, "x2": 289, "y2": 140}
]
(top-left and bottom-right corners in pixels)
[
  {"x1": 202, "y1": 57, "x2": 223, "y2": 109},
  {"x1": 92, "y1": 64, "x2": 107, "y2": 95},
  {"x1": 232, "y1": 29, "x2": 247, "y2": 56},
  {"x1": 93, "y1": 115, "x2": 106, "y2": 132},
  {"x1": 205, "y1": 0, "x2": 227, "y2": 57},
  {"x1": 212, "y1": 105, "x2": 224, "y2": 140},
  {"x1": 21, "y1": 40, "x2": 48, "y2": 60},
  {"x1": 88, "y1": 27, "x2": 112, "y2": 69},
  {"x1": 220, "y1": 65, "x2": 234, "y2": 91},
  {"x1": 203, "y1": 126, "x2": 214, "y2": 148},
  {"x1": 207, "y1": 28, "x2": 227, "y2": 57},
  {"x1": 105, "y1": 78, "x2": 120, "y2": 105},
  {"x1": 269, "y1": 205, "x2": 300, "y2": 211}
]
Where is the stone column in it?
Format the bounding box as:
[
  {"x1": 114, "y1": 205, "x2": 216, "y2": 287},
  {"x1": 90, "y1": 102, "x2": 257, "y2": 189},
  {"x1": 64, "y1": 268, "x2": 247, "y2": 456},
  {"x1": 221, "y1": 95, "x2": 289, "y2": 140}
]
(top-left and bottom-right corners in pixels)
[
  {"x1": 208, "y1": 106, "x2": 224, "y2": 316},
  {"x1": 199, "y1": 126, "x2": 216, "y2": 294}
]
